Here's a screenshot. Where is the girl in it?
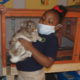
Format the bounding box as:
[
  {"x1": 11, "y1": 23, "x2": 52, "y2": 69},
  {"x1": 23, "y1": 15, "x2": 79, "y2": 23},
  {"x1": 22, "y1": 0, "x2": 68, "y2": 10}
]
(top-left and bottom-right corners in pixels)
[{"x1": 17, "y1": 5, "x2": 67, "y2": 80}]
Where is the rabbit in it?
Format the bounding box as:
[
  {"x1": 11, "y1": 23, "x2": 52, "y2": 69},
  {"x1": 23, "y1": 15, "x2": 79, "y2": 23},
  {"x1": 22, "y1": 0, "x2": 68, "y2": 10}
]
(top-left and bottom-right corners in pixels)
[{"x1": 9, "y1": 20, "x2": 42, "y2": 63}]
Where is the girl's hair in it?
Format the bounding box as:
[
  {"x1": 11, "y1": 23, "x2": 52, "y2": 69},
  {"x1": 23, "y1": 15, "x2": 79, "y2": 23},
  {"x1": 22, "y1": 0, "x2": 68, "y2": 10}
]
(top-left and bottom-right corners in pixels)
[{"x1": 46, "y1": 5, "x2": 67, "y2": 23}]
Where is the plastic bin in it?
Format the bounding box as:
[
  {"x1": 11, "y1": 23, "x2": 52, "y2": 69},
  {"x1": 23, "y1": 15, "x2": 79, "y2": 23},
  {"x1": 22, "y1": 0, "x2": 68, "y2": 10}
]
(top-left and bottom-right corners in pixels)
[{"x1": 57, "y1": 71, "x2": 80, "y2": 80}]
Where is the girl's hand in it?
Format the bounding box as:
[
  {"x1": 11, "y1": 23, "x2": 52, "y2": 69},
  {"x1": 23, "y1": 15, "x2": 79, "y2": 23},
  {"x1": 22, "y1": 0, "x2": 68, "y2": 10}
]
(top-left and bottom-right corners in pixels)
[
  {"x1": 18, "y1": 38, "x2": 33, "y2": 51},
  {"x1": 55, "y1": 24, "x2": 63, "y2": 31}
]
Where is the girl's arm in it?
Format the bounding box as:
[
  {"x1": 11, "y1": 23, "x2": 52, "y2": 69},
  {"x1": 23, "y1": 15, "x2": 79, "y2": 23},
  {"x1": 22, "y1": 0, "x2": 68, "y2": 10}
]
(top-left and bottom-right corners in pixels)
[{"x1": 19, "y1": 39, "x2": 54, "y2": 67}]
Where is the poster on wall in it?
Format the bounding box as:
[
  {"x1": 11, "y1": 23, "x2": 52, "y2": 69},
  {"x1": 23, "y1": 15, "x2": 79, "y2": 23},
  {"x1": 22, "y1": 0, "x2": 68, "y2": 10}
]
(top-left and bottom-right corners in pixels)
[
  {"x1": 0, "y1": 0, "x2": 9, "y2": 4},
  {"x1": 26, "y1": 0, "x2": 58, "y2": 9},
  {"x1": 4, "y1": 0, "x2": 13, "y2": 8}
]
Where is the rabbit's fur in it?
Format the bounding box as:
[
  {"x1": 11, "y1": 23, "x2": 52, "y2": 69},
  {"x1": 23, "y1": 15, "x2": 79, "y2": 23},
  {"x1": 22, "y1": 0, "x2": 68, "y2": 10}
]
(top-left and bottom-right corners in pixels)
[{"x1": 9, "y1": 20, "x2": 42, "y2": 63}]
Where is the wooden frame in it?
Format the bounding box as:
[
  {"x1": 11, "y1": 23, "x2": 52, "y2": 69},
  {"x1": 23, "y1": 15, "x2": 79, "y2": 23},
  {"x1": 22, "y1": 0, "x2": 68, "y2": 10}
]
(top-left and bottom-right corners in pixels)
[{"x1": 0, "y1": 8, "x2": 80, "y2": 75}]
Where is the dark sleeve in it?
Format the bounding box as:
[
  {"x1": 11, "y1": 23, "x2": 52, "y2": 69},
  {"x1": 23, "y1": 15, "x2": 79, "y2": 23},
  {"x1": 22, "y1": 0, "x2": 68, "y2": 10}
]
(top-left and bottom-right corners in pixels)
[{"x1": 44, "y1": 36, "x2": 58, "y2": 59}]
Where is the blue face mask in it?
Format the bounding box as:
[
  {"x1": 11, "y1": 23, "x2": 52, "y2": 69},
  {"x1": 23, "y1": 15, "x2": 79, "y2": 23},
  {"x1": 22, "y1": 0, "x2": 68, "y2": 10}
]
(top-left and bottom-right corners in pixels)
[{"x1": 37, "y1": 24, "x2": 55, "y2": 35}]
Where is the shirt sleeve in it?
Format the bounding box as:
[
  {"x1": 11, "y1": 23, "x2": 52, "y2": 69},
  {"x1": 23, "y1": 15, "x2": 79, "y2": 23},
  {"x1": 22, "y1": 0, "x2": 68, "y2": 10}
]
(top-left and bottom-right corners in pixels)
[{"x1": 44, "y1": 36, "x2": 58, "y2": 59}]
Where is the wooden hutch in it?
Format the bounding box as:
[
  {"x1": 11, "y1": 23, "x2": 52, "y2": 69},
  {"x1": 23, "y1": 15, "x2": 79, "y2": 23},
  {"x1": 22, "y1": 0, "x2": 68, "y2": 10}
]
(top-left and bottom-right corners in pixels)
[{"x1": 0, "y1": 7, "x2": 80, "y2": 76}]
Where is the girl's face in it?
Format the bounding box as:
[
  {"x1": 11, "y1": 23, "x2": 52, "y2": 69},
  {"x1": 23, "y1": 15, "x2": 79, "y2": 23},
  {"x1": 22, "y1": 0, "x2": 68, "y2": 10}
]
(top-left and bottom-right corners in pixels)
[
  {"x1": 39, "y1": 11, "x2": 61, "y2": 30},
  {"x1": 40, "y1": 11, "x2": 59, "y2": 26}
]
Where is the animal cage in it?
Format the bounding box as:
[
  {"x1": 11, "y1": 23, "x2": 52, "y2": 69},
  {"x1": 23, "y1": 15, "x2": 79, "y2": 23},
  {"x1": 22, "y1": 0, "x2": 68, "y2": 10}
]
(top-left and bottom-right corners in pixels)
[{"x1": 0, "y1": 7, "x2": 80, "y2": 76}]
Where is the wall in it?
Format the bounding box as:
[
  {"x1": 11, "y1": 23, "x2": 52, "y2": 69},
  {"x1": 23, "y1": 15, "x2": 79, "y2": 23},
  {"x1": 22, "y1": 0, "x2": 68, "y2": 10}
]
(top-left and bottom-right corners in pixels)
[
  {"x1": 3, "y1": 0, "x2": 77, "y2": 9},
  {"x1": 68, "y1": 0, "x2": 80, "y2": 6},
  {"x1": 58, "y1": 0, "x2": 67, "y2": 6},
  {"x1": 26, "y1": 0, "x2": 58, "y2": 9},
  {"x1": 2, "y1": 0, "x2": 80, "y2": 9},
  {"x1": 13, "y1": 0, "x2": 26, "y2": 8}
]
